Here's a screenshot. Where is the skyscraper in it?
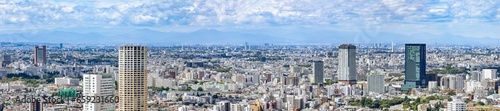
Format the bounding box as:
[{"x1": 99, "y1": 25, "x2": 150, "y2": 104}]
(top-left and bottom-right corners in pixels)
[
  {"x1": 118, "y1": 46, "x2": 148, "y2": 111},
  {"x1": 338, "y1": 44, "x2": 357, "y2": 85},
  {"x1": 367, "y1": 74, "x2": 385, "y2": 94},
  {"x1": 402, "y1": 44, "x2": 426, "y2": 90},
  {"x1": 0, "y1": 54, "x2": 11, "y2": 67},
  {"x1": 83, "y1": 73, "x2": 115, "y2": 111},
  {"x1": 311, "y1": 61, "x2": 324, "y2": 84},
  {"x1": 34, "y1": 45, "x2": 46, "y2": 66}
]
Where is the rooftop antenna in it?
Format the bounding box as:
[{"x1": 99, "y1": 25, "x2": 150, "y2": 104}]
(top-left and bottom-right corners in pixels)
[{"x1": 391, "y1": 41, "x2": 395, "y2": 52}]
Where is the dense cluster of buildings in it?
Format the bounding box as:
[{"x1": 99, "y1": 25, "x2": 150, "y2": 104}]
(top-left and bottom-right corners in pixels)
[{"x1": 1, "y1": 42, "x2": 500, "y2": 111}]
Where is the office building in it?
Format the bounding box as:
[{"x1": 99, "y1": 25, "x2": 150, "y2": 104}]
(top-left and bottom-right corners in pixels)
[
  {"x1": 285, "y1": 76, "x2": 299, "y2": 86},
  {"x1": 290, "y1": 66, "x2": 302, "y2": 76},
  {"x1": 441, "y1": 75, "x2": 465, "y2": 91},
  {"x1": 482, "y1": 69, "x2": 497, "y2": 80},
  {"x1": 455, "y1": 76, "x2": 464, "y2": 92},
  {"x1": 0, "y1": 54, "x2": 11, "y2": 67},
  {"x1": 311, "y1": 61, "x2": 324, "y2": 84},
  {"x1": 217, "y1": 101, "x2": 230, "y2": 111},
  {"x1": 178, "y1": 106, "x2": 188, "y2": 111},
  {"x1": 293, "y1": 97, "x2": 304, "y2": 110},
  {"x1": 338, "y1": 44, "x2": 357, "y2": 85},
  {"x1": 471, "y1": 72, "x2": 482, "y2": 82},
  {"x1": 367, "y1": 74, "x2": 385, "y2": 94},
  {"x1": 447, "y1": 96, "x2": 466, "y2": 111},
  {"x1": 34, "y1": 45, "x2": 47, "y2": 66},
  {"x1": 402, "y1": 44, "x2": 427, "y2": 90},
  {"x1": 286, "y1": 95, "x2": 294, "y2": 109},
  {"x1": 118, "y1": 46, "x2": 148, "y2": 111},
  {"x1": 29, "y1": 100, "x2": 43, "y2": 111},
  {"x1": 54, "y1": 77, "x2": 79, "y2": 86},
  {"x1": 230, "y1": 103, "x2": 243, "y2": 111},
  {"x1": 83, "y1": 73, "x2": 115, "y2": 111}
]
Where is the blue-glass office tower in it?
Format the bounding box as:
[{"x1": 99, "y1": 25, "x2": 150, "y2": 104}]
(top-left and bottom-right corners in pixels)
[{"x1": 402, "y1": 44, "x2": 426, "y2": 91}]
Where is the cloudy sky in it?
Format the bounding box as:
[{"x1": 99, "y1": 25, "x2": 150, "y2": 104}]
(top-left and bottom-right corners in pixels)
[{"x1": 1, "y1": 0, "x2": 500, "y2": 40}]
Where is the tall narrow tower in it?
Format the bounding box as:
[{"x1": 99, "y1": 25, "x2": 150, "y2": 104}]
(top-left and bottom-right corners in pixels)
[
  {"x1": 34, "y1": 45, "x2": 47, "y2": 66},
  {"x1": 118, "y1": 46, "x2": 148, "y2": 111},
  {"x1": 338, "y1": 44, "x2": 357, "y2": 85},
  {"x1": 311, "y1": 61, "x2": 324, "y2": 84},
  {"x1": 402, "y1": 44, "x2": 426, "y2": 91}
]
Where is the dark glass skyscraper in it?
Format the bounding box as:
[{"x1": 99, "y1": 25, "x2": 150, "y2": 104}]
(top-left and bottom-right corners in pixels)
[{"x1": 402, "y1": 44, "x2": 426, "y2": 91}]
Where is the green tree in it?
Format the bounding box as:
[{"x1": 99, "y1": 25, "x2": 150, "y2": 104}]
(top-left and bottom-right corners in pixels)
[
  {"x1": 176, "y1": 98, "x2": 183, "y2": 102},
  {"x1": 415, "y1": 97, "x2": 421, "y2": 104},
  {"x1": 404, "y1": 96, "x2": 409, "y2": 102},
  {"x1": 197, "y1": 87, "x2": 204, "y2": 91},
  {"x1": 447, "y1": 90, "x2": 456, "y2": 96},
  {"x1": 477, "y1": 101, "x2": 486, "y2": 106},
  {"x1": 324, "y1": 79, "x2": 333, "y2": 85}
]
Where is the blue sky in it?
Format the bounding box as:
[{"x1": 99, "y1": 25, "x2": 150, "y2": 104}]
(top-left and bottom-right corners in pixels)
[{"x1": 1, "y1": 0, "x2": 500, "y2": 42}]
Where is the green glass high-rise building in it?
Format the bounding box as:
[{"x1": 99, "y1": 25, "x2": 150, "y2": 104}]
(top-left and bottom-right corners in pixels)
[{"x1": 402, "y1": 44, "x2": 426, "y2": 91}]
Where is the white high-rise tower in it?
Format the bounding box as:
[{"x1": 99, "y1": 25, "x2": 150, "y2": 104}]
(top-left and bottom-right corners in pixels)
[{"x1": 118, "y1": 46, "x2": 148, "y2": 111}]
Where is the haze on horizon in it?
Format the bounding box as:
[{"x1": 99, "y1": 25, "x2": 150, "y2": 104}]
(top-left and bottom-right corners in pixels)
[{"x1": 1, "y1": 0, "x2": 500, "y2": 45}]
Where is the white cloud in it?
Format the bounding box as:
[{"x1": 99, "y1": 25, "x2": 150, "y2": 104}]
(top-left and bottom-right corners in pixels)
[
  {"x1": 132, "y1": 15, "x2": 159, "y2": 24},
  {"x1": 0, "y1": 0, "x2": 500, "y2": 28}
]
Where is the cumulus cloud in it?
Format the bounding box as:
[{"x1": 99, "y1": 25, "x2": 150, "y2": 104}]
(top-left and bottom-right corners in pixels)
[{"x1": 1, "y1": 0, "x2": 500, "y2": 28}]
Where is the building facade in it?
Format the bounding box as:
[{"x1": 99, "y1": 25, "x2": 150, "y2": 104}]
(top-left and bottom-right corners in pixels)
[
  {"x1": 482, "y1": 69, "x2": 497, "y2": 80},
  {"x1": 34, "y1": 45, "x2": 47, "y2": 66},
  {"x1": 311, "y1": 61, "x2": 324, "y2": 84},
  {"x1": 118, "y1": 46, "x2": 148, "y2": 111},
  {"x1": 402, "y1": 44, "x2": 427, "y2": 90},
  {"x1": 83, "y1": 73, "x2": 115, "y2": 111},
  {"x1": 338, "y1": 44, "x2": 357, "y2": 85},
  {"x1": 367, "y1": 74, "x2": 385, "y2": 94},
  {"x1": 54, "y1": 77, "x2": 79, "y2": 86},
  {"x1": 0, "y1": 55, "x2": 11, "y2": 67}
]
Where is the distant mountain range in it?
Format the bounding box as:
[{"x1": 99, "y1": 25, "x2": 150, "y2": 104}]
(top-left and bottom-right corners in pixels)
[{"x1": 0, "y1": 28, "x2": 498, "y2": 45}]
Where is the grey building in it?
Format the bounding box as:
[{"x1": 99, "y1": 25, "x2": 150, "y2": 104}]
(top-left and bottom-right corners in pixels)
[
  {"x1": 0, "y1": 55, "x2": 11, "y2": 67},
  {"x1": 368, "y1": 74, "x2": 385, "y2": 94},
  {"x1": 311, "y1": 61, "x2": 324, "y2": 84},
  {"x1": 338, "y1": 44, "x2": 357, "y2": 85}
]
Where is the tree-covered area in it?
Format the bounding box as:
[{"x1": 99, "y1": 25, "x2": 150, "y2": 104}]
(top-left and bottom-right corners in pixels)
[
  {"x1": 348, "y1": 97, "x2": 404, "y2": 109},
  {"x1": 348, "y1": 95, "x2": 450, "y2": 110},
  {"x1": 324, "y1": 79, "x2": 335, "y2": 85},
  {"x1": 0, "y1": 77, "x2": 21, "y2": 83},
  {"x1": 216, "y1": 67, "x2": 232, "y2": 72},
  {"x1": 24, "y1": 79, "x2": 40, "y2": 87},
  {"x1": 427, "y1": 64, "x2": 466, "y2": 74}
]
